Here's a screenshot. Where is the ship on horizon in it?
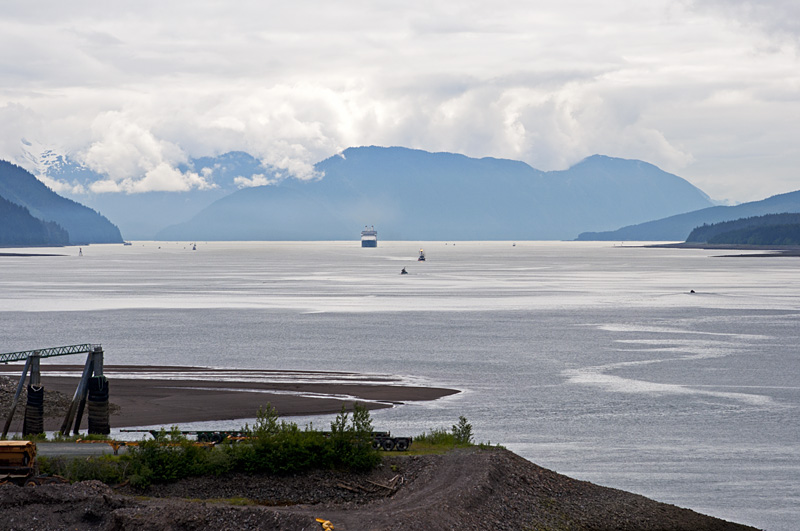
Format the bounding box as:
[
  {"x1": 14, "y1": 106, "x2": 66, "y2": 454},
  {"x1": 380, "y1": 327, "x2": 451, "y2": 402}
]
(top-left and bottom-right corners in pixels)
[{"x1": 361, "y1": 226, "x2": 378, "y2": 247}]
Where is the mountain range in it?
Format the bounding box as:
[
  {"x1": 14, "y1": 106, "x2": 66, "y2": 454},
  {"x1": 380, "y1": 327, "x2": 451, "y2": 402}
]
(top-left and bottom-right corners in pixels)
[
  {"x1": 132, "y1": 146, "x2": 711, "y2": 241},
  {"x1": 0, "y1": 161, "x2": 122, "y2": 246},
  {"x1": 13, "y1": 144, "x2": 797, "y2": 243}
]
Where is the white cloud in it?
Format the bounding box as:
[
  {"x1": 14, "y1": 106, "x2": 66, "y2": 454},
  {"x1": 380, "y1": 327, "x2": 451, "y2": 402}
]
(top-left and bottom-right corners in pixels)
[
  {"x1": 234, "y1": 173, "x2": 275, "y2": 188},
  {"x1": 79, "y1": 111, "x2": 213, "y2": 193},
  {"x1": 39, "y1": 176, "x2": 87, "y2": 196},
  {"x1": 0, "y1": 1, "x2": 798, "y2": 202}
]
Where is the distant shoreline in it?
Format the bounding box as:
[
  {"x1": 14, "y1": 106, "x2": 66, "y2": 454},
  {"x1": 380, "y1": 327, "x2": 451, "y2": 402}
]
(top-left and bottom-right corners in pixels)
[
  {"x1": 645, "y1": 242, "x2": 800, "y2": 257},
  {"x1": 0, "y1": 252, "x2": 67, "y2": 257}
]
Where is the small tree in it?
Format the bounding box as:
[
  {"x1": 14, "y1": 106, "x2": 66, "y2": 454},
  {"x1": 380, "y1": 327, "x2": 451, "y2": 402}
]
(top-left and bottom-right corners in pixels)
[
  {"x1": 351, "y1": 403, "x2": 373, "y2": 437},
  {"x1": 329, "y1": 404, "x2": 380, "y2": 471},
  {"x1": 250, "y1": 404, "x2": 280, "y2": 439},
  {"x1": 330, "y1": 403, "x2": 373, "y2": 441},
  {"x1": 330, "y1": 406, "x2": 349, "y2": 436},
  {"x1": 452, "y1": 416, "x2": 473, "y2": 445}
]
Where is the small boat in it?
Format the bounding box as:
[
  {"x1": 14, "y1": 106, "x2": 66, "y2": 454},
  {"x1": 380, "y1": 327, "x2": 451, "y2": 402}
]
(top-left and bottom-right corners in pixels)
[
  {"x1": 418, "y1": 249, "x2": 426, "y2": 261},
  {"x1": 361, "y1": 226, "x2": 378, "y2": 247}
]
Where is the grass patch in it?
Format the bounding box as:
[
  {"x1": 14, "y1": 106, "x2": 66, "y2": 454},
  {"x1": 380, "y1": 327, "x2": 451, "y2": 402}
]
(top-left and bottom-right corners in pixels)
[{"x1": 404, "y1": 417, "x2": 504, "y2": 455}]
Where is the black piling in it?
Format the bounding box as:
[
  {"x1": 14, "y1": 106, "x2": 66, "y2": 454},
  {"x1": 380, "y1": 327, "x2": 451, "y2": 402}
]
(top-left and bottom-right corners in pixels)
[
  {"x1": 22, "y1": 385, "x2": 44, "y2": 436},
  {"x1": 87, "y1": 376, "x2": 110, "y2": 435}
]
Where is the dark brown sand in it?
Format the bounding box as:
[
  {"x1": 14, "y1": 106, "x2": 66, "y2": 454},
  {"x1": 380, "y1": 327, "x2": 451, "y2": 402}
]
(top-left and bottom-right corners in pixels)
[{"x1": 2, "y1": 365, "x2": 458, "y2": 430}]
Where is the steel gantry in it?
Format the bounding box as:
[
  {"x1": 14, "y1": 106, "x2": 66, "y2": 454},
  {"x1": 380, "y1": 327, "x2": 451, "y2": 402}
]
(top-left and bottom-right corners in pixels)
[
  {"x1": 1, "y1": 344, "x2": 106, "y2": 437},
  {"x1": 0, "y1": 344, "x2": 98, "y2": 364}
]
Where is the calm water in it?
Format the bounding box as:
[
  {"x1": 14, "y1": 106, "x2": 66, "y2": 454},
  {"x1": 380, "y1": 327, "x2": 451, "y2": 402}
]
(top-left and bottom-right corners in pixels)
[{"x1": 1, "y1": 241, "x2": 798, "y2": 530}]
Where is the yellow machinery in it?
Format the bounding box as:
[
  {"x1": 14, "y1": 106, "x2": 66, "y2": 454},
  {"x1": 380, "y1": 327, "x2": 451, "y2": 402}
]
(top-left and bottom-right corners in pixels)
[
  {"x1": 0, "y1": 440, "x2": 37, "y2": 485},
  {"x1": 316, "y1": 518, "x2": 335, "y2": 530}
]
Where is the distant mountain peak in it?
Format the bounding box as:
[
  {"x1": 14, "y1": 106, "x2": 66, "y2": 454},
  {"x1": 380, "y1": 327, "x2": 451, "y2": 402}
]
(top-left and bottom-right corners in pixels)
[{"x1": 573, "y1": 154, "x2": 658, "y2": 171}]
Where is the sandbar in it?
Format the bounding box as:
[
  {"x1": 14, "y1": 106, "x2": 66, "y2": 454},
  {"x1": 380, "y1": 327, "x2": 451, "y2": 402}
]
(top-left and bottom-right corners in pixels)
[{"x1": 2, "y1": 365, "x2": 459, "y2": 431}]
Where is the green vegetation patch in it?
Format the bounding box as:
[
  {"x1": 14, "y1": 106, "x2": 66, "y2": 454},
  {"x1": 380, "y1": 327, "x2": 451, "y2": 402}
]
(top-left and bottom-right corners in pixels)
[
  {"x1": 41, "y1": 403, "x2": 382, "y2": 489},
  {"x1": 39, "y1": 409, "x2": 495, "y2": 489}
]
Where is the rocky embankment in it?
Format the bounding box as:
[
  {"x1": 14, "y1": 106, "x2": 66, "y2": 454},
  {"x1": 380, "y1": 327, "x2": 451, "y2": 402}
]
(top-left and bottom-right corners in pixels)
[{"x1": 1, "y1": 448, "x2": 760, "y2": 530}]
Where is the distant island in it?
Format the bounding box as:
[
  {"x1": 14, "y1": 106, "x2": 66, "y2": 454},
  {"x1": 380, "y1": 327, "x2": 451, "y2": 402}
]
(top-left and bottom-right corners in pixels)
[{"x1": 644, "y1": 212, "x2": 800, "y2": 257}]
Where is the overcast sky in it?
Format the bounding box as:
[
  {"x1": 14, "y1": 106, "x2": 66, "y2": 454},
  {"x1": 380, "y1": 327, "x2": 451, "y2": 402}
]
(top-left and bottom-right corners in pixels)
[{"x1": 1, "y1": 0, "x2": 798, "y2": 202}]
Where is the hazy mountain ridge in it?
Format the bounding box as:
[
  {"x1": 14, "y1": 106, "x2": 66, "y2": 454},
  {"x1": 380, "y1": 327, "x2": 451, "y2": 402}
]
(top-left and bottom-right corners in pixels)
[
  {"x1": 0, "y1": 161, "x2": 123, "y2": 245},
  {"x1": 577, "y1": 189, "x2": 800, "y2": 242},
  {"x1": 156, "y1": 146, "x2": 714, "y2": 241}
]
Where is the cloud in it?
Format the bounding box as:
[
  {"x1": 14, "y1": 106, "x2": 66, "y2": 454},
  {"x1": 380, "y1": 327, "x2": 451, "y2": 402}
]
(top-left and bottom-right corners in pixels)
[
  {"x1": 0, "y1": 104, "x2": 42, "y2": 163},
  {"x1": 685, "y1": 0, "x2": 800, "y2": 45},
  {"x1": 0, "y1": 1, "x2": 798, "y2": 202},
  {"x1": 234, "y1": 173, "x2": 276, "y2": 188},
  {"x1": 79, "y1": 111, "x2": 212, "y2": 193}
]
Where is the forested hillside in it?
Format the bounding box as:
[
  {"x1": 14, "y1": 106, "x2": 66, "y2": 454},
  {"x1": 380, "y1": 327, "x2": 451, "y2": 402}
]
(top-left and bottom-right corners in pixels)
[
  {"x1": 687, "y1": 213, "x2": 800, "y2": 245},
  {"x1": 0, "y1": 195, "x2": 70, "y2": 246},
  {"x1": 0, "y1": 161, "x2": 123, "y2": 245}
]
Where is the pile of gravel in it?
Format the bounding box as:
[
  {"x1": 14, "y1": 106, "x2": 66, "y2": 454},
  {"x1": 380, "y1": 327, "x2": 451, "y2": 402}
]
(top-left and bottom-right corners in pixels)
[{"x1": 2, "y1": 447, "x2": 761, "y2": 530}]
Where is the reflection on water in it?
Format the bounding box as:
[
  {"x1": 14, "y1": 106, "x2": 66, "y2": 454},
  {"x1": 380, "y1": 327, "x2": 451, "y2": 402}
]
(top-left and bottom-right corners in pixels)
[{"x1": 1, "y1": 241, "x2": 798, "y2": 530}]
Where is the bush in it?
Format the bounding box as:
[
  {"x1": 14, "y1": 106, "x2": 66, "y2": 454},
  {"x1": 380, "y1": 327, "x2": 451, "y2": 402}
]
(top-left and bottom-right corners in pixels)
[{"x1": 234, "y1": 403, "x2": 380, "y2": 474}]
